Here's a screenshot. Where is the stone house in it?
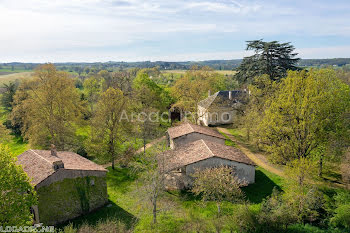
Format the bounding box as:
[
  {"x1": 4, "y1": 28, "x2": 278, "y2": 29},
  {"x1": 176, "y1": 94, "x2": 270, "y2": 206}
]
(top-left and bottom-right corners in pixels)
[
  {"x1": 166, "y1": 123, "x2": 226, "y2": 149},
  {"x1": 160, "y1": 139, "x2": 255, "y2": 190},
  {"x1": 198, "y1": 90, "x2": 248, "y2": 126},
  {"x1": 17, "y1": 147, "x2": 108, "y2": 225}
]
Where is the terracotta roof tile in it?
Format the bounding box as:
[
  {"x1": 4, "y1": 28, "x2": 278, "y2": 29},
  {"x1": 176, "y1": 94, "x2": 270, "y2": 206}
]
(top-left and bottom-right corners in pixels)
[
  {"x1": 17, "y1": 150, "x2": 106, "y2": 186},
  {"x1": 167, "y1": 123, "x2": 226, "y2": 140},
  {"x1": 160, "y1": 140, "x2": 255, "y2": 172}
]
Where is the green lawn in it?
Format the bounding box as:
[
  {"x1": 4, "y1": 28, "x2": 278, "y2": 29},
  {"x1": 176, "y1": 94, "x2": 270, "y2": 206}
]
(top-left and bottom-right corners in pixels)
[
  {"x1": 0, "y1": 107, "x2": 29, "y2": 155},
  {"x1": 58, "y1": 159, "x2": 285, "y2": 232},
  {"x1": 0, "y1": 68, "x2": 31, "y2": 74},
  {"x1": 50, "y1": 136, "x2": 350, "y2": 232}
]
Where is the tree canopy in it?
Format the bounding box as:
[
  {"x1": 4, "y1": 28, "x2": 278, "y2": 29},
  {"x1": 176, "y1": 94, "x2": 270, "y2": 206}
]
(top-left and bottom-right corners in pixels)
[
  {"x1": 0, "y1": 145, "x2": 37, "y2": 226},
  {"x1": 235, "y1": 40, "x2": 300, "y2": 83},
  {"x1": 87, "y1": 87, "x2": 132, "y2": 169},
  {"x1": 171, "y1": 66, "x2": 232, "y2": 122},
  {"x1": 259, "y1": 69, "x2": 350, "y2": 164},
  {"x1": 11, "y1": 64, "x2": 83, "y2": 149}
]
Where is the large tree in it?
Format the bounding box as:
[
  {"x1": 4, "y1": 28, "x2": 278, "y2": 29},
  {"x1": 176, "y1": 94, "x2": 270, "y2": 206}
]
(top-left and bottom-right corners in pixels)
[
  {"x1": 1, "y1": 81, "x2": 18, "y2": 112},
  {"x1": 0, "y1": 145, "x2": 37, "y2": 226},
  {"x1": 87, "y1": 87, "x2": 132, "y2": 169},
  {"x1": 171, "y1": 66, "x2": 229, "y2": 123},
  {"x1": 259, "y1": 69, "x2": 350, "y2": 169},
  {"x1": 133, "y1": 71, "x2": 172, "y2": 153},
  {"x1": 235, "y1": 40, "x2": 300, "y2": 83},
  {"x1": 83, "y1": 76, "x2": 103, "y2": 114},
  {"x1": 11, "y1": 64, "x2": 83, "y2": 149}
]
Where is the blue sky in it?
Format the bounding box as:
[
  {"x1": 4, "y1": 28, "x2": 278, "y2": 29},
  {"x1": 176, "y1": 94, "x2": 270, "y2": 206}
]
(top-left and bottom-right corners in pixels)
[{"x1": 1, "y1": 0, "x2": 350, "y2": 62}]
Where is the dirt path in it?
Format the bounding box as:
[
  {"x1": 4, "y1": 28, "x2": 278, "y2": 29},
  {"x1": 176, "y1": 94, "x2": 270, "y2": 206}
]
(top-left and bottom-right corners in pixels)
[
  {"x1": 217, "y1": 127, "x2": 287, "y2": 178},
  {"x1": 103, "y1": 136, "x2": 166, "y2": 168}
]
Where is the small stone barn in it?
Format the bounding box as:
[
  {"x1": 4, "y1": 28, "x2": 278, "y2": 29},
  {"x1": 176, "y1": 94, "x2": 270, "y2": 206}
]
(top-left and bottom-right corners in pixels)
[
  {"x1": 17, "y1": 147, "x2": 108, "y2": 225},
  {"x1": 198, "y1": 90, "x2": 248, "y2": 126},
  {"x1": 160, "y1": 139, "x2": 255, "y2": 190},
  {"x1": 166, "y1": 123, "x2": 226, "y2": 149}
]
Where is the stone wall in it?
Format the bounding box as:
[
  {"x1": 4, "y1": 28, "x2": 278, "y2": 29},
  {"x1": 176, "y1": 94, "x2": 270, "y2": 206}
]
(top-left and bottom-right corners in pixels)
[
  {"x1": 36, "y1": 176, "x2": 108, "y2": 225},
  {"x1": 198, "y1": 105, "x2": 239, "y2": 126},
  {"x1": 186, "y1": 157, "x2": 255, "y2": 184},
  {"x1": 171, "y1": 132, "x2": 225, "y2": 149},
  {"x1": 165, "y1": 157, "x2": 255, "y2": 190}
]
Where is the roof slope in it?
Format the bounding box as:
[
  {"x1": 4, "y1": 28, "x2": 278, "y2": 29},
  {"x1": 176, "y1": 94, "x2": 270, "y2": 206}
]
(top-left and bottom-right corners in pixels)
[
  {"x1": 17, "y1": 150, "x2": 107, "y2": 186},
  {"x1": 160, "y1": 139, "x2": 255, "y2": 172},
  {"x1": 167, "y1": 123, "x2": 226, "y2": 140},
  {"x1": 198, "y1": 90, "x2": 246, "y2": 109}
]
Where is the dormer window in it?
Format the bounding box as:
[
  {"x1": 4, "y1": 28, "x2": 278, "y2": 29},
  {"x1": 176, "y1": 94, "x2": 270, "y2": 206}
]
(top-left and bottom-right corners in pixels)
[{"x1": 52, "y1": 160, "x2": 64, "y2": 171}]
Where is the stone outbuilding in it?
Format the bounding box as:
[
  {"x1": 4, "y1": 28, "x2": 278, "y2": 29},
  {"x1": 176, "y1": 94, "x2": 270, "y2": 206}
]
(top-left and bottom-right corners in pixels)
[
  {"x1": 160, "y1": 139, "x2": 256, "y2": 190},
  {"x1": 17, "y1": 147, "x2": 108, "y2": 225},
  {"x1": 198, "y1": 90, "x2": 248, "y2": 126},
  {"x1": 166, "y1": 123, "x2": 226, "y2": 149}
]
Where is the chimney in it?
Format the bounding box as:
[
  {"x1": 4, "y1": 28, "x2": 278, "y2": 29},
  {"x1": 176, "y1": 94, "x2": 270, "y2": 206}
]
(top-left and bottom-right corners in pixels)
[
  {"x1": 208, "y1": 90, "x2": 211, "y2": 97},
  {"x1": 51, "y1": 144, "x2": 58, "y2": 157}
]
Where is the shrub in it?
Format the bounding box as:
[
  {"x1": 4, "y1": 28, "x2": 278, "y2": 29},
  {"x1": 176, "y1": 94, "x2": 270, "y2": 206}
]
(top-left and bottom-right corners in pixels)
[
  {"x1": 225, "y1": 204, "x2": 257, "y2": 233},
  {"x1": 258, "y1": 188, "x2": 297, "y2": 232},
  {"x1": 330, "y1": 191, "x2": 350, "y2": 230}
]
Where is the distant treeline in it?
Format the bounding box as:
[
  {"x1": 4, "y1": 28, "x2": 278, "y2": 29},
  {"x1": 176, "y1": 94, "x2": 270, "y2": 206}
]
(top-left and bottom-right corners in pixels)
[{"x1": 1, "y1": 58, "x2": 350, "y2": 71}]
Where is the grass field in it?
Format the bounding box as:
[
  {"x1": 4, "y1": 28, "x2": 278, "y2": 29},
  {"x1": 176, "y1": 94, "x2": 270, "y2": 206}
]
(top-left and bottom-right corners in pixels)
[
  {"x1": 162, "y1": 70, "x2": 237, "y2": 76},
  {"x1": 0, "y1": 68, "x2": 31, "y2": 74},
  {"x1": 57, "y1": 135, "x2": 286, "y2": 232},
  {"x1": 0, "y1": 72, "x2": 33, "y2": 85}
]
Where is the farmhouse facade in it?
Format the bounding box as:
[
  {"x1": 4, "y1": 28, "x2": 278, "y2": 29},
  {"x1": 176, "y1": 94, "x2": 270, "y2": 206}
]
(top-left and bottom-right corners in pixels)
[
  {"x1": 198, "y1": 90, "x2": 248, "y2": 126},
  {"x1": 161, "y1": 139, "x2": 256, "y2": 190},
  {"x1": 17, "y1": 147, "x2": 108, "y2": 225},
  {"x1": 166, "y1": 123, "x2": 226, "y2": 149}
]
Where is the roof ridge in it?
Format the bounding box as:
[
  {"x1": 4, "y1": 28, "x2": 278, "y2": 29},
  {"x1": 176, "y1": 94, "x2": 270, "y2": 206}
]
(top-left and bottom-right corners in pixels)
[
  {"x1": 201, "y1": 140, "x2": 215, "y2": 157},
  {"x1": 188, "y1": 123, "x2": 195, "y2": 133},
  {"x1": 29, "y1": 149, "x2": 58, "y2": 165}
]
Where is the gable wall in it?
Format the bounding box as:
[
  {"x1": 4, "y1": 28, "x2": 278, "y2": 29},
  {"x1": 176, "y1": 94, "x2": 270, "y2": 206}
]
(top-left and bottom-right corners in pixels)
[
  {"x1": 198, "y1": 105, "x2": 240, "y2": 126},
  {"x1": 185, "y1": 157, "x2": 255, "y2": 184},
  {"x1": 37, "y1": 175, "x2": 108, "y2": 225}
]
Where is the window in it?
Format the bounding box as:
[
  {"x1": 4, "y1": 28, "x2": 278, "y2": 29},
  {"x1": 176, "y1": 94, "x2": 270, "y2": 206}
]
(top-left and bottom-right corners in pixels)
[{"x1": 223, "y1": 113, "x2": 230, "y2": 121}]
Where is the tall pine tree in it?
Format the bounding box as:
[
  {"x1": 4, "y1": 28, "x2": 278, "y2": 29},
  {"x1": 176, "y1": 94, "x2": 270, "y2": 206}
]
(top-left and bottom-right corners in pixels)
[{"x1": 235, "y1": 40, "x2": 300, "y2": 83}]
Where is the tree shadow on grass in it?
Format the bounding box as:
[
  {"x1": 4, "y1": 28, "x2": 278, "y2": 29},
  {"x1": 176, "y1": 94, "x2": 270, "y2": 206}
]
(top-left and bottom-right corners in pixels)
[
  {"x1": 242, "y1": 170, "x2": 282, "y2": 204},
  {"x1": 56, "y1": 201, "x2": 137, "y2": 230},
  {"x1": 106, "y1": 167, "x2": 138, "y2": 193}
]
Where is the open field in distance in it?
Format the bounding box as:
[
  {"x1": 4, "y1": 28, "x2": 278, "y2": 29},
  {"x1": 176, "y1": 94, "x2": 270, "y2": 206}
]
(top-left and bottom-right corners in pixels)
[
  {"x1": 0, "y1": 72, "x2": 33, "y2": 85},
  {"x1": 162, "y1": 69, "x2": 237, "y2": 75}
]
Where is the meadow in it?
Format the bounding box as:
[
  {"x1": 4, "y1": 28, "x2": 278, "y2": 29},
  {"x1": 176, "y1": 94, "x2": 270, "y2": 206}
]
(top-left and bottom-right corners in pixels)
[
  {"x1": 55, "y1": 137, "x2": 347, "y2": 233},
  {"x1": 162, "y1": 69, "x2": 237, "y2": 76},
  {"x1": 0, "y1": 72, "x2": 33, "y2": 85}
]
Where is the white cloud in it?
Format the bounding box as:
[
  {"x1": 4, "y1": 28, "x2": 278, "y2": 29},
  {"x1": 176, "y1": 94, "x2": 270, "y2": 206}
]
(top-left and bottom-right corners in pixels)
[{"x1": 1, "y1": 0, "x2": 350, "y2": 62}]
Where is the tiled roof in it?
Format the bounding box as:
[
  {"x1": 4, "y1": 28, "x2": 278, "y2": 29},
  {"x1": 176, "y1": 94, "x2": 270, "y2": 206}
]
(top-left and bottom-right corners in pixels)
[
  {"x1": 160, "y1": 139, "x2": 255, "y2": 172},
  {"x1": 17, "y1": 150, "x2": 107, "y2": 186},
  {"x1": 167, "y1": 123, "x2": 226, "y2": 140},
  {"x1": 198, "y1": 90, "x2": 246, "y2": 109}
]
